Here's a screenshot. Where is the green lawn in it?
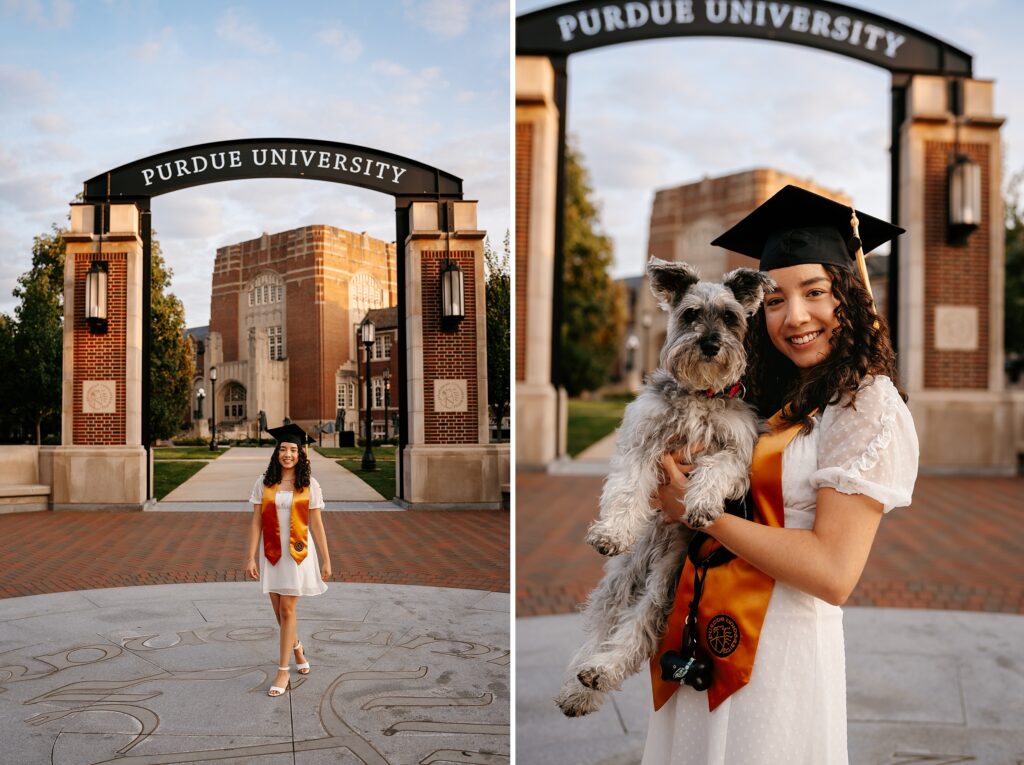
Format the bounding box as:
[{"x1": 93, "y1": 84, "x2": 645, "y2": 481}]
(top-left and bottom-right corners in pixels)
[
  {"x1": 153, "y1": 460, "x2": 207, "y2": 499},
  {"x1": 567, "y1": 397, "x2": 632, "y2": 457},
  {"x1": 153, "y1": 446, "x2": 224, "y2": 460},
  {"x1": 315, "y1": 446, "x2": 396, "y2": 499}
]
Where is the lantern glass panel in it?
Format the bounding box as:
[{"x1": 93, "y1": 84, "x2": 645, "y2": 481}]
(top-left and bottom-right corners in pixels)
[{"x1": 949, "y1": 157, "x2": 981, "y2": 227}]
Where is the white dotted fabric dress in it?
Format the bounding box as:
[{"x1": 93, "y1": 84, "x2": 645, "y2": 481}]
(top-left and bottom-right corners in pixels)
[
  {"x1": 641, "y1": 376, "x2": 919, "y2": 765},
  {"x1": 250, "y1": 475, "x2": 328, "y2": 598}
]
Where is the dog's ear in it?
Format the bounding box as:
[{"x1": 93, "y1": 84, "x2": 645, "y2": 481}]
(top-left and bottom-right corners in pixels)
[
  {"x1": 723, "y1": 268, "x2": 776, "y2": 314},
  {"x1": 648, "y1": 256, "x2": 699, "y2": 311}
]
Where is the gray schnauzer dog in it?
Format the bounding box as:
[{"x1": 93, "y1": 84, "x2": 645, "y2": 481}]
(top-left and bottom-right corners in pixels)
[{"x1": 555, "y1": 257, "x2": 774, "y2": 717}]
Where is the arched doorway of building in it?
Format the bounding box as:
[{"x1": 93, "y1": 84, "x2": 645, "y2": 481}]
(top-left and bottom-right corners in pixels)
[
  {"x1": 55, "y1": 138, "x2": 505, "y2": 510},
  {"x1": 516, "y1": 1, "x2": 1013, "y2": 472}
]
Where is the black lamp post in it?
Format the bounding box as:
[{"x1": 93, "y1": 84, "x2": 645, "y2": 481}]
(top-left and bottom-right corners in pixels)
[
  {"x1": 382, "y1": 367, "x2": 391, "y2": 441},
  {"x1": 196, "y1": 386, "x2": 205, "y2": 420},
  {"x1": 208, "y1": 366, "x2": 218, "y2": 452},
  {"x1": 360, "y1": 317, "x2": 376, "y2": 471}
]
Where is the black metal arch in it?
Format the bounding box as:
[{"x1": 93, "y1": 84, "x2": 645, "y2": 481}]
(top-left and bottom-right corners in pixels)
[
  {"x1": 82, "y1": 137, "x2": 463, "y2": 202},
  {"x1": 81, "y1": 138, "x2": 464, "y2": 503},
  {"x1": 517, "y1": 0, "x2": 972, "y2": 75}
]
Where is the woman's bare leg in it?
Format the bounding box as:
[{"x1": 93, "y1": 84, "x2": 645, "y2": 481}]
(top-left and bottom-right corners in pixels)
[
  {"x1": 272, "y1": 595, "x2": 298, "y2": 691},
  {"x1": 269, "y1": 592, "x2": 282, "y2": 626}
]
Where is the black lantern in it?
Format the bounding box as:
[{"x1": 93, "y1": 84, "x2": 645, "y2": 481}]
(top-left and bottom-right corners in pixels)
[
  {"x1": 948, "y1": 153, "x2": 981, "y2": 245},
  {"x1": 382, "y1": 367, "x2": 391, "y2": 441},
  {"x1": 360, "y1": 317, "x2": 377, "y2": 471},
  {"x1": 440, "y1": 259, "x2": 465, "y2": 330},
  {"x1": 208, "y1": 366, "x2": 218, "y2": 451},
  {"x1": 196, "y1": 386, "x2": 206, "y2": 420},
  {"x1": 85, "y1": 260, "x2": 108, "y2": 334}
]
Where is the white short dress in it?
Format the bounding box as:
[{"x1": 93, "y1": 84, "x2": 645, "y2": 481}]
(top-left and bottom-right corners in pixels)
[
  {"x1": 641, "y1": 375, "x2": 919, "y2": 765},
  {"x1": 250, "y1": 475, "x2": 329, "y2": 597}
]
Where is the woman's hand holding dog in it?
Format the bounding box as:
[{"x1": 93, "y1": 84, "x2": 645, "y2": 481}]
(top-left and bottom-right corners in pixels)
[{"x1": 653, "y1": 445, "x2": 703, "y2": 525}]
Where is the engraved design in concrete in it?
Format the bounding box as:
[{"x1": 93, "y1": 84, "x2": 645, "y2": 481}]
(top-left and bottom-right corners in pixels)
[
  {"x1": 82, "y1": 380, "x2": 117, "y2": 413},
  {"x1": 420, "y1": 751, "x2": 509, "y2": 764},
  {"x1": 434, "y1": 379, "x2": 468, "y2": 412},
  {"x1": 1, "y1": 585, "x2": 509, "y2": 765}
]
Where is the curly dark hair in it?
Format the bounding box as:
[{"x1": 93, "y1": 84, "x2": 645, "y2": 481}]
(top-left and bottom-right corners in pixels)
[
  {"x1": 743, "y1": 264, "x2": 907, "y2": 432},
  {"x1": 262, "y1": 443, "x2": 312, "y2": 490}
]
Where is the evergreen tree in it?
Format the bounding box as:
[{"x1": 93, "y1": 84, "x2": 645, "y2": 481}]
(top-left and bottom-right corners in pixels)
[
  {"x1": 561, "y1": 141, "x2": 627, "y2": 396},
  {"x1": 484, "y1": 231, "x2": 511, "y2": 437},
  {"x1": 10, "y1": 227, "x2": 65, "y2": 444},
  {"x1": 149, "y1": 237, "x2": 194, "y2": 442}
]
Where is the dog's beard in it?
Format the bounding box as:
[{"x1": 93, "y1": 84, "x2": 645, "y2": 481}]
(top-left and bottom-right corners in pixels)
[{"x1": 663, "y1": 340, "x2": 746, "y2": 391}]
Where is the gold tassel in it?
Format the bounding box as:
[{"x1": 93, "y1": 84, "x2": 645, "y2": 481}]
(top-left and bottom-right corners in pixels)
[{"x1": 850, "y1": 208, "x2": 880, "y2": 328}]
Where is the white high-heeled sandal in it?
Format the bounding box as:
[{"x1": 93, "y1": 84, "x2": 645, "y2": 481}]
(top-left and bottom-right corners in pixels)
[
  {"x1": 268, "y1": 666, "x2": 290, "y2": 697},
  {"x1": 293, "y1": 641, "x2": 310, "y2": 675}
]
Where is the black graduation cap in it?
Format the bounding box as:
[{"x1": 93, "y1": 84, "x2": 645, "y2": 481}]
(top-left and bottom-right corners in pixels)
[
  {"x1": 267, "y1": 422, "x2": 315, "y2": 447},
  {"x1": 710, "y1": 185, "x2": 904, "y2": 271}
]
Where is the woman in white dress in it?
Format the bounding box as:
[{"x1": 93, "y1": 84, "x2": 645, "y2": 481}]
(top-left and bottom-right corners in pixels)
[
  {"x1": 644, "y1": 186, "x2": 919, "y2": 764},
  {"x1": 244, "y1": 423, "x2": 331, "y2": 698}
]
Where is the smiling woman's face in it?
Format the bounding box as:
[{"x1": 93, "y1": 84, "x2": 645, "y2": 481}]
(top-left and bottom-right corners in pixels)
[
  {"x1": 278, "y1": 442, "x2": 299, "y2": 468},
  {"x1": 763, "y1": 263, "x2": 841, "y2": 369}
]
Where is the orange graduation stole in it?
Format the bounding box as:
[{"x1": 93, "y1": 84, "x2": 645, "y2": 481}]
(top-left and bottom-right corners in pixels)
[
  {"x1": 650, "y1": 412, "x2": 801, "y2": 712},
  {"x1": 261, "y1": 483, "x2": 311, "y2": 565}
]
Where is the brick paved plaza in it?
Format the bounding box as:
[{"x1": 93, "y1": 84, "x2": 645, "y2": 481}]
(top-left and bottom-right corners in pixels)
[
  {"x1": 517, "y1": 473, "x2": 1024, "y2": 616},
  {"x1": 0, "y1": 509, "x2": 509, "y2": 599}
]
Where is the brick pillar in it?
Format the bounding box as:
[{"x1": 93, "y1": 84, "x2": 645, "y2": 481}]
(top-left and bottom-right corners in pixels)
[
  {"x1": 52, "y1": 203, "x2": 149, "y2": 509},
  {"x1": 400, "y1": 201, "x2": 509, "y2": 508},
  {"x1": 516, "y1": 55, "x2": 566, "y2": 468},
  {"x1": 897, "y1": 75, "x2": 1016, "y2": 471}
]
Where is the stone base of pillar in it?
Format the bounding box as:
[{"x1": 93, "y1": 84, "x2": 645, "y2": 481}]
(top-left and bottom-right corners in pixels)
[
  {"x1": 397, "y1": 444, "x2": 510, "y2": 509},
  {"x1": 50, "y1": 446, "x2": 152, "y2": 511},
  {"x1": 515, "y1": 382, "x2": 563, "y2": 468},
  {"x1": 910, "y1": 390, "x2": 1022, "y2": 474}
]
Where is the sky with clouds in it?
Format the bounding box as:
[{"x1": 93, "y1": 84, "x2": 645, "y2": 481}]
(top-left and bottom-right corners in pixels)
[
  {"x1": 0, "y1": 0, "x2": 510, "y2": 326},
  {"x1": 516, "y1": 0, "x2": 1024, "y2": 278}
]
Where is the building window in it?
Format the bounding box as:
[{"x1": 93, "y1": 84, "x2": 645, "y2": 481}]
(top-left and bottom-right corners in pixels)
[
  {"x1": 248, "y1": 272, "x2": 284, "y2": 307},
  {"x1": 372, "y1": 422, "x2": 386, "y2": 438},
  {"x1": 373, "y1": 377, "x2": 385, "y2": 408},
  {"x1": 373, "y1": 334, "x2": 392, "y2": 360},
  {"x1": 268, "y1": 326, "x2": 283, "y2": 360},
  {"x1": 336, "y1": 381, "x2": 357, "y2": 410},
  {"x1": 223, "y1": 383, "x2": 246, "y2": 420}
]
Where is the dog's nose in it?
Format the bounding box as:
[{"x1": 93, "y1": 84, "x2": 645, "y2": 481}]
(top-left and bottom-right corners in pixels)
[{"x1": 699, "y1": 338, "x2": 720, "y2": 357}]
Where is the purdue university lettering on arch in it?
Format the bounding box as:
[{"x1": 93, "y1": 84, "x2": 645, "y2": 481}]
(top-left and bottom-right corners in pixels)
[
  {"x1": 517, "y1": 0, "x2": 972, "y2": 75},
  {"x1": 556, "y1": 1, "x2": 906, "y2": 58},
  {"x1": 140, "y1": 148, "x2": 409, "y2": 188}
]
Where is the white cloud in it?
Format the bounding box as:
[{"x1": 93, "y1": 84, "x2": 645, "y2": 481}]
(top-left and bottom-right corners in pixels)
[
  {"x1": 403, "y1": 0, "x2": 474, "y2": 39},
  {"x1": 1, "y1": 0, "x2": 71, "y2": 28},
  {"x1": 216, "y1": 7, "x2": 279, "y2": 55},
  {"x1": 0, "y1": 63, "x2": 54, "y2": 108},
  {"x1": 31, "y1": 113, "x2": 65, "y2": 134},
  {"x1": 133, "y1": 26, "x2": 175, "y2": 63},
  {"x1": 316, "y1": 24, "x2": 364, "y2": 63}
]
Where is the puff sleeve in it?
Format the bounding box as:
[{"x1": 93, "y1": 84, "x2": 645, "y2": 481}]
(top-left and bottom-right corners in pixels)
[
  {"x1": 249, "y1": 475, "x2": 265, "y2": 505},
  {"x1": 310, "y1": 477, "x2": 325, "y2": 509},
  {"x1": 810, "y1": 376, "x2": 919, "y2": 513}
]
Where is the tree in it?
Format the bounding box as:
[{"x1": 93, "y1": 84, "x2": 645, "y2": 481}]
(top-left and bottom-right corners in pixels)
[
  {"x1": 10, "y1": 227, "x2": 65, "y2": 444},
  {"x1": 149, "y1": 236, "x2": 194, "y2": 442},
  {"x1": 561, "y1": 140, "x2": 627, "y2": 396},
  {"x1": 1005, "y1": 171, "x2": 1024, "y2": 379},
  {"x1": 484, "y1": 231, "x2": 511, "y2": 437}
]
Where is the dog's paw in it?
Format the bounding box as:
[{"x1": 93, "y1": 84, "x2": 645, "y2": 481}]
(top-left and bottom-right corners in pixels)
[
  {"x1": 682, "y1": 492, "x2": 725, "y2": 529},
  {"x1": 585, "y1": 523, "x2": 630, "y2": 557},
  {"x1": 576, "y1": 665, "x2": 610, "y2": 691},
  {"x1": 554, "y1": 682, "x2": 604, "y2": 717}
]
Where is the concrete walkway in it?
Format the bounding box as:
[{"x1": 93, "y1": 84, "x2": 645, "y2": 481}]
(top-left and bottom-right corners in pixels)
[
  {"x1": 0, "y1": 582, "x2": 508, "y2": 764},
  {"x1": 159, "y1": 447, "x2": 387, "y2": 509},
  {"x1": 518, "y1": 609, "x2": 1024, "y2": 765}
]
